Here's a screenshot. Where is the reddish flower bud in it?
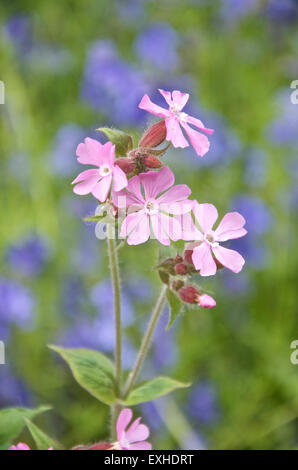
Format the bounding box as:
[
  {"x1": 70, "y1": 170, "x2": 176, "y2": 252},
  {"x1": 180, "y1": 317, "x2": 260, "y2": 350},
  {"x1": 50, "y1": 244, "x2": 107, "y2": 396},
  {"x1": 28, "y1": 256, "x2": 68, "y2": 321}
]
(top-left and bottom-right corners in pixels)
[
  {"x1": 143, "y1": 155, "x2": 162, "y2": 169},
  {"x1": 175, "y1": 255, "x2": 183, "y2": 263},
  {"x1": 184, "y1": 249, "x2": 194, "y2": 265},
  {"x1": 139, "y1": 120, "x2": 167, "y2": 148},
  {"x1": 115, "y1": 158, "x2": 136, "y2": 174},
  {"x1": 178, "y1": 285, "x2": 200, "y2": 304},
  {"x1": 175, "y1": 262, "x2": 188, "y2": 275},
  {"x1": 197, "y1": 294, "x2": 216, "y2": 309}
]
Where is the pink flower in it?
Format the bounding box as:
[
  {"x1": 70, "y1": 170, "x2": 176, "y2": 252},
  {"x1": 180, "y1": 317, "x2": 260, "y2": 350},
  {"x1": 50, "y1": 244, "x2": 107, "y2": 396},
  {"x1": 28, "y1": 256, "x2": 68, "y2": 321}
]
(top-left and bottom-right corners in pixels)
[
  {"x1": 113, "y1": 166, "x2": 193, "y2": 245},
  {"x1": 72, "y1": 138, "x2": 127, "y2": 202},
  {"x1": 115, "y1": 408, "x2": 152, "y2": 450},
  {"x1": 139, "y1": 89, "x2": 214, "y2": 157},
  {"x1": 178, "y1": 285, "x2": 216, "y2": 308},
  {"x1": 183, "y1": 202, "x2": 247, "y2": 276},
  {"x1": 198, "y1": 294, "x2": 216, "y2": 309},
  {"x1": 9, "y1": 442, "x2": 31, "y2": 450},
  {"x1": 9, "y1": 442, "x2": 53, "y2": 450}
]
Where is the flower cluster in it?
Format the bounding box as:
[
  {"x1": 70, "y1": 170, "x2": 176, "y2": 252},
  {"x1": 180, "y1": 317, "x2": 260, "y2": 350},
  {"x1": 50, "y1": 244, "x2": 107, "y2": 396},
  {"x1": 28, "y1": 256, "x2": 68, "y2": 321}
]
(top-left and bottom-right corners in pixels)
[{"x1": 72, "y1": 89, "x2": 247, "y2": 309}]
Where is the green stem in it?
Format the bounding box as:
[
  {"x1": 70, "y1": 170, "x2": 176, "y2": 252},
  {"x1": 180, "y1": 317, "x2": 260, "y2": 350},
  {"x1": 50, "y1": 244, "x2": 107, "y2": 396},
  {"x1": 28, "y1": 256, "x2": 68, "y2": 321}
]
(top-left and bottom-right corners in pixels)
[
  {"x1": 124, "y1": 284, "x2": 168, "y2": 399},
  {"x1": 107, "y1": 234, "x2": 122, "y2": 440}
]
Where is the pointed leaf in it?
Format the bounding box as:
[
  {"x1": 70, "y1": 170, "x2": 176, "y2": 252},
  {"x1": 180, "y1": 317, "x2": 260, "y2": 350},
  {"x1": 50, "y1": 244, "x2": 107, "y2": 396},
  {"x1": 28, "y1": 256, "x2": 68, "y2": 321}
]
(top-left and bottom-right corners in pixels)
[
  {"x1": 0, "y1": 405, "x2": 51, "y2": 447},
  {"x1": 49, "y1": 346, "x2": 116, "y2": 405},
  {"x1": 166, "y1": 288, "x2": 183, "y2": 330},
  {"x1": 124, "y1": 376, "x2": 190, "y2": 405},
  {"x1": 97, "y1": 128, "x2": 133, "y2": 156},
  {"x1": 25, "y1": 419, "x2": 62, "y2": 450}
]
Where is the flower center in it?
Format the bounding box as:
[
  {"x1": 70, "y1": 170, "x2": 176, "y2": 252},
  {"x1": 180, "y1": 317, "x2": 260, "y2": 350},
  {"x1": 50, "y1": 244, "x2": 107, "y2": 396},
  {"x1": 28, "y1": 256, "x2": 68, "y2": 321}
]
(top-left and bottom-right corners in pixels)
[
  {"x1": 170, "y1": 103, "x2": 188, "y2": 122},
  {"x1": 204, "y1": 231, "x2": 219, "y2": 247},
  {"x1": 145, "y1": 200, "x2": 159, "y2": 215},
  {"x1": 99, "y1": 164, "x2": 111, "y2": 177}
]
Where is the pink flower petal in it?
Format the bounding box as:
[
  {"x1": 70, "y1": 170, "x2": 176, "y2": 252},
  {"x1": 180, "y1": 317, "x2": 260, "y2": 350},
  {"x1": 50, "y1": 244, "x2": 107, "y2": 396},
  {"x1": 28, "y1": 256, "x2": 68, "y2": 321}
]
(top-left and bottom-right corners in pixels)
[
  {"x1": 165, "y1": 116, "x2": 189, "y2": 148},
  {"x1": 198, "y1": 294, "x2": 216, "y2": 308},
  {"x1": 158, "y1": 88, "x2": 173, "y2": 106},
  {"x1": 101, "y1": 141, "x2": 115, "y2": 166},
  {"x1": 91, "y1": 174, "x2": 112, "y2": 202},
  {"x1": 113, "y1": 175, "x2": 145, "y2": 208},
  {"x1": 120, "y1": 211, "x2": 150, "y2": 245},
  {"x1": 76, "y1": 138, "x2": 107, "y2": 166},
  {"x1": 151, "y1": 212, "x2": 181, "y2": 244},
  {"x1": 212, "y1": 245, "x2": 245, "y2": 273},
  {"x1": 193, "y1": 202, "x2": 218, "y2": 234},
  {"x1": 180, "y1": 122, "x2": 211, "y2": 156},
  {"x1": 172, "y1": 90, "x2": 189, "y2": 109},
  {"x1": 138, "y1": 94, "x2": 169, "y2": 118},
  {"x1": 129, "y1": 441, "x2": 152, "y2": 450},
  {"x1": 72, "y1": 169, "x2": 99, "y2": 185},
  {"x1": 112, "y1": 164, "x2": 128, "y2": 192},
  {"x1": 9, "y1": 443, "x2": 31, "y2": 450},
  {"x1": 186, "y1": 116, "x2": 214, "y2": 135},
  {"x1": 214, "y1": 212, "x2": 247, "y2": 242},
  {"x1": 116, "y1": 409, "x2": 132, "y2": 441},
  {"x1": 72, "y1": 172, "x2": 99, "y2": 195},
  {"x1": 192, "y1": 242, "x2": 217, "y2": 276},
  {"x1": 126, "y1": 423, "x2": 150, "y2": 443},
  {"x1": 140, "y1": 166, "x2": 175, "y2": 200},
  {"x1": 181, "y1": 213, "x2": 204, "y2": 241},
  {"x1": 157, "y1": 184, "x2": 191, "y2": 206}
]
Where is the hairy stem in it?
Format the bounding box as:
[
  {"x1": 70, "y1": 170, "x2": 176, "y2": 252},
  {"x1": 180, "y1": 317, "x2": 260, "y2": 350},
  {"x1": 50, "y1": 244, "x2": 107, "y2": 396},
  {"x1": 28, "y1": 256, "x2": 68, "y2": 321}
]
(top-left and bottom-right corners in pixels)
[
  {"x1": 124, "y1": 284, "x2": 168, "y2": 398},
  {"x1": 107, "y1": 235, "x2": 122, "y2": 440}
]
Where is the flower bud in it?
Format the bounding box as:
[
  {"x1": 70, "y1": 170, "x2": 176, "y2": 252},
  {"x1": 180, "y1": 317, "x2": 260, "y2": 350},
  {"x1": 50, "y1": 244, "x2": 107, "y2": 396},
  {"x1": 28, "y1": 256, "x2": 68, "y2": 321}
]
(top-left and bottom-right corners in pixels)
[
  {"x1": 197, "y1": 294, "x2": 216, "y2": 309},
  {"x1": 178, "y1": 285, "x2": 200, "y2": 304},
  {"x1": 158, "y1": 258, "x2": 176, "y2": 275},
  {"x1": 175, "y1": 262, "x2": 188, "y2": 275},
  {"x1": 139, "y1": 120, "x2": 167, "y2": 148},
  {"x1": 184, "y1": 249, "x2": 194, "y2": 265},
  {"x1": 115, "y1": 158, "x2": 136, "y2": 174},
  {"x1": 143, "y1": 154, "x2": 162, "y2": 169}
]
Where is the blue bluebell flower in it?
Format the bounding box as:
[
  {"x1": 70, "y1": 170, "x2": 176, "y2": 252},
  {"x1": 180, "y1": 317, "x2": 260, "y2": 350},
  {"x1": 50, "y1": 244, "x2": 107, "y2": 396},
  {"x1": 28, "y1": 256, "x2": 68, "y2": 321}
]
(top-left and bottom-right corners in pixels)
[
  {"x1": 188, "y1": 380, "x2": 219, "y2": 425},
  {"x1": 134, "y1": 23, "x2": 180, "y2": 72},
  {"x1": 6, "y1": 235, "x2": 50, "y2": 277},
  {"x1": 244, "y1": 147, "x2": 268, "y2": 188},
  {"x1": 0, "y1": 367, "x2": 32, "y2": 407},
  {"x1": 81, "y1": 40, "x2": 148, "y2": 126},
  {"x1": 0, "y1": 278, "x2": 35, "y2": 329},
  {"x1": 50, "y1": 123, "x2": 86, "y2": 177}
]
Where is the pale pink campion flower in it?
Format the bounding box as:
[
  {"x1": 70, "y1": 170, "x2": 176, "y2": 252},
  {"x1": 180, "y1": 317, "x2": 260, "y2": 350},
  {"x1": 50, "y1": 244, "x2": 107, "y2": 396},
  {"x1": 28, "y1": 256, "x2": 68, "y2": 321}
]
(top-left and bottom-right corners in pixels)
[
  {"x1": 72, "y1": 138, "x2": 127, "y2": 202},
  {"x1": 139, "y1": 89, "x2": 214, "y2": 157},
  {"x1": 9, "y1": 442, "x2": 31, "y2": 450},
  {"x1": 113, "y1": 166, "x2": 193, "y2": 245},
  {"x1": 183, "y1": 202, "x2": 247, "y2": 276},
  {"x1": 114, "y1": 408, "x2": 152, "y2": 450},
  {"x1": 9, "y1": 443, "x2": 53, "y2": 450}
]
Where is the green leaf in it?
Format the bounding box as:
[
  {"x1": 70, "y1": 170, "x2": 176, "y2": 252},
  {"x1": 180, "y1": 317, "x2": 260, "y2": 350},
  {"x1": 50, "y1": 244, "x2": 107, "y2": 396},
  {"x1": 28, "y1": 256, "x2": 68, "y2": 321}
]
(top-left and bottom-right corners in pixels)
[
  {"x1": 124, "y1": 376, "x2": 190, "y2": 405},
  {"x1": 49, "y1": 346, "x2": 116, "y2": 405},
  {"x1": 97, "y1": 128, "x2": 133, "y2": 156},
  {"x1": 25, "y1": 419, "x2": 62, "y2": 450},
  {"x1": 166, "y1": 288, "x2": 183, "y2": 330},
  {"x1": 0, "y1": 405, "x2": 51, "y2": 447}
]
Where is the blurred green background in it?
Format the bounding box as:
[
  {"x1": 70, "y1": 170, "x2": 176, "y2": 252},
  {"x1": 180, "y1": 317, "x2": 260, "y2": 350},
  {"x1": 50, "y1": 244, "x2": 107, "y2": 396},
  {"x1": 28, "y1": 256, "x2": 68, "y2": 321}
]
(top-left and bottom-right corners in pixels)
[{"x1": 1, "y1": 0, "x2": 298, "y2": 450}]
